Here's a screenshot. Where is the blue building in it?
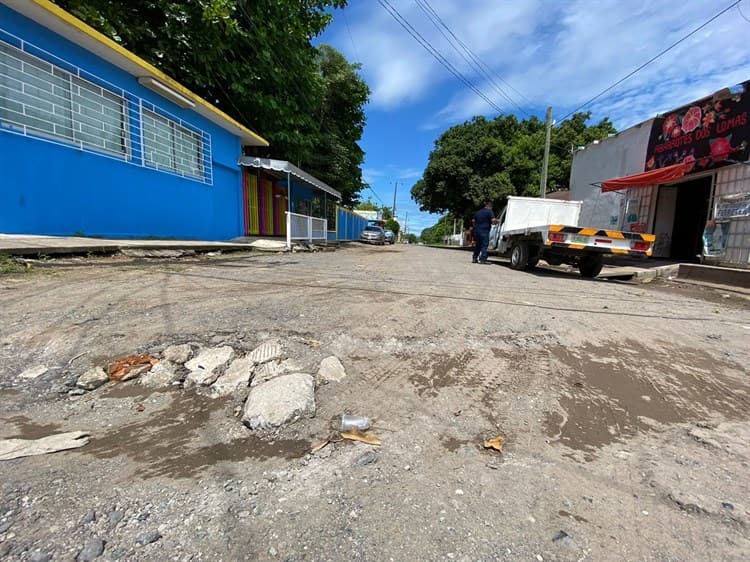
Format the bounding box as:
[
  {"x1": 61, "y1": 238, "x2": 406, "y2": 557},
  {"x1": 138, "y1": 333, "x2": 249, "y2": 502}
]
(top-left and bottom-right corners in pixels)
[{"x1": 0, "y1": 0, "x2": 272, "y2": 240}]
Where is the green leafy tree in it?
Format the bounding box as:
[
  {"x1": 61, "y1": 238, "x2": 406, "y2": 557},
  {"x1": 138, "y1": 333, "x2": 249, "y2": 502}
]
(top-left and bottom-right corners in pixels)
[
  {"x1": 54, "y1": 1, "x2": 368, "y2": 204},
  {"x1": 307, "y1": 45, "x2": 369, "y2": 206},
  {"x1": 385, "y1": 218, "x2": 400, "y2": 235},
  {"x1": 411, "y1": 113, "x2": 616, "y2": 225},
  {"x1": 404, "y1": 233, "x2": 418, "y2": 244},
  {"x1": 380, "y1": 207, "x2": 393, "y2": 221},
  {"x1": 420, "y1": 215, "x2": 453, "y2": 245},
  {"x1": 356, "y1": 198, "x2": 380, "y2": 211}
]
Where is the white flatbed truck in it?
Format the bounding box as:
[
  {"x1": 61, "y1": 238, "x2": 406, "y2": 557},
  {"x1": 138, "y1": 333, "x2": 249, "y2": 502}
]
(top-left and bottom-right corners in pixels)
[{"x1": 487, "y1": 196, "x2": 655, "y2": 278}]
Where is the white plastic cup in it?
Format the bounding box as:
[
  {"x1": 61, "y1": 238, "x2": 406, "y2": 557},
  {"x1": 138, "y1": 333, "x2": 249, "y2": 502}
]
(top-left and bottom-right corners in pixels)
[{"x1": 339, "y1": 415, "x2": 370, "y2": 431}]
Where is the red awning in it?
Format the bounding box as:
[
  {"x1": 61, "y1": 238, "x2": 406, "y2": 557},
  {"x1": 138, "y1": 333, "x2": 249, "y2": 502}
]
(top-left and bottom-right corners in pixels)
[{"x1": 601, "y1": 162, "x2": 688, "y2": 192}]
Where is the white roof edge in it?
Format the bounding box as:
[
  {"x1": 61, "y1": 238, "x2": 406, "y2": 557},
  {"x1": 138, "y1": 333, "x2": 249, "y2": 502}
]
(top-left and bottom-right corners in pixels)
[{"x1": 238, "y1": 157, "x2": 342, "y2": 199}]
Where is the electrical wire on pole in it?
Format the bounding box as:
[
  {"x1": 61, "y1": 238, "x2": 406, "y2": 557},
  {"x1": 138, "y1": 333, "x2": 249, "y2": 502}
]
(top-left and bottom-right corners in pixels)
[{"x1": 540, "y1": 107, "x2": 553, "y2": 198}]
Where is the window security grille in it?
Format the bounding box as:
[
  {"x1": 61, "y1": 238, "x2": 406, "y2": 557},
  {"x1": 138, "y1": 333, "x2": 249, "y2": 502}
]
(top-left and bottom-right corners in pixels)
[
  {"x1": 0, "y1": 31, "x2": 213, "y2": 185},
  {"x1": 0, "y1": 41, "x2": 127, "y2": 156},
  {"x1": 142, "y1": 108, "x2": 203, "y2": 179}
]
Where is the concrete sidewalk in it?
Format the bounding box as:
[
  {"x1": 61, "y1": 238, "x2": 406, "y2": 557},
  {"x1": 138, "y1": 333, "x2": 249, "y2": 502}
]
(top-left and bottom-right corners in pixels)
[{"x1": 0, "y1": 234, "x2": 252, "y2": 256}]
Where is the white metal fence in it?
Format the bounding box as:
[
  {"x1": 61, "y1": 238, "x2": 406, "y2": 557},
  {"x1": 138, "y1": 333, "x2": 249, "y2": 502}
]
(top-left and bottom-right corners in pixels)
[
  {"x1": 286, "y1": 211, "x2": 327, "y2": 248},
  {"x1": 0, "y1": 29, "x2": 212, "y2": 184}
]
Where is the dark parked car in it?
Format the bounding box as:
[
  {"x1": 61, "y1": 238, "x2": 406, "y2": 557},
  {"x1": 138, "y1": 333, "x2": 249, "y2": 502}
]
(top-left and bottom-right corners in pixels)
[{"x1": 359, "y1": 225, "x2": 386, "y2": 245}]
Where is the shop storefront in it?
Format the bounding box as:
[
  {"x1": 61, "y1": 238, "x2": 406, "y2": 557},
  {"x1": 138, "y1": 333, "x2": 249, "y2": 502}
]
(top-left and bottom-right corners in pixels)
[{"x1": 570, "y1": 81, "x2": 750, "y2": 266}]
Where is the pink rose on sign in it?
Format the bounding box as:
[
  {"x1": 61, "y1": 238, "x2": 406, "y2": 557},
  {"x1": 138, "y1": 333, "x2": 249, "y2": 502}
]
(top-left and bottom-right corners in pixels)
[
  {"x1": 662, "y1": 114, "x2": 678, "y2": 137},
  {"x1": 709, "y1": 136, "x2": 732, "y2": 162},
  {"x1": 681, "y1": 106, "x2": 702, "y2": 133},
  {"x1": 682, "y1": 154, "x2": 696, "y2": 172}
]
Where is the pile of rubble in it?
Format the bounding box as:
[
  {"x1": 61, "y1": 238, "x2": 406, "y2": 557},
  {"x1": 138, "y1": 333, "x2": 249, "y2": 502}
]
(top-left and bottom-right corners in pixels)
[{"x1": 72, "y1": 339, "x2": 348, "y2": 432}]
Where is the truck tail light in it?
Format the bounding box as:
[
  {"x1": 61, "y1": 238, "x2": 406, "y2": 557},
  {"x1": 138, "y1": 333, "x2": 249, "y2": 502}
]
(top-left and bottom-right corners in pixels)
[
  {"x1": 631, "y1": 241, "x2": 650, "y2": 252},
  {"x1": 548, "y1": 232, "x2": 565, "y2": 243}
]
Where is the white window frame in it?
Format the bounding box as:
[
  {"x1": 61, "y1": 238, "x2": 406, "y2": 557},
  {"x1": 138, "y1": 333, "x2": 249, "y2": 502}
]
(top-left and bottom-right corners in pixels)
[
  {"x1": 0, "y1": 38, "x2": 128, "y2": 157},
  {"x1": 142, "y1": 107, "x2": 204, "y2": 180},
  {"x1": 0, "y1": 28, "x2": 214, "y2": 185}
]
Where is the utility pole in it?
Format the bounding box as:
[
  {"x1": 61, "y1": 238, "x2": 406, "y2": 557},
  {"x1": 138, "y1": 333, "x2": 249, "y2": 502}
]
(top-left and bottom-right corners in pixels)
[
  {"x1": 540, "y1": 106, "x2": 553, "y2": 198},
  {"x1": 392, "y1": 181, "x2": 398, "y2": 217}
]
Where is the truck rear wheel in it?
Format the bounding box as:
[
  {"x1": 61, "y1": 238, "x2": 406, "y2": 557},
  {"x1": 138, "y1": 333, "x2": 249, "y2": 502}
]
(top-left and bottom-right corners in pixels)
[
  {"x1": 579, "y1": 255, "x2": 603, "y2": 278},
  {"x1": 510, "y1": 242, "x2": 528, "y2": 270}
]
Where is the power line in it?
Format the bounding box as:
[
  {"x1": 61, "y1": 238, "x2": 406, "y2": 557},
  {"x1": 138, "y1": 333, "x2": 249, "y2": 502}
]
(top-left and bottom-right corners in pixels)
[
  {"x1": 739, "y1": 0, "x2": 750, "y2": 22},
  {"x1": 367, "y1": 185, "x2": 386, "y2": 206},
  {"x1": 560, "y1": 0, "x2": 742, "y2": 121},
  {"x1": 376, "y1": 0, "x2": 506, "y2": 115},
  {"x1": 414, "y1": 0, "x2": 532, "y2": 116},
  {"x1": 342, "y1": 8, "x2": 361, "y2": 63}
]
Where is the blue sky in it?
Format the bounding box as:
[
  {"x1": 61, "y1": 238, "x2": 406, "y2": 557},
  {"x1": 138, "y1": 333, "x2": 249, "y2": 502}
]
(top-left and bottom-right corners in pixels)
[{"x1": 316, "y1": 0, "x2": 750, "y2": 235}]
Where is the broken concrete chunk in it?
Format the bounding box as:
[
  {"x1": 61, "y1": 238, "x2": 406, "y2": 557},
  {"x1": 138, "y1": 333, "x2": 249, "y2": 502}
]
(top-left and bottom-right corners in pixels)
[
  {"x1": 211, "y1": 355, "x2": 255, "y2": 397},
  {"x1": 139, "y1": 360, "x2": 181, "y2": 388},
  {"x1": 162, "y1": 343, "x2": 193, "y2": 364},
  {"x1": 19, "y1": 365, "x2": 49, "y2": 379},
  {"x1": 0, "y1": 431, "x2": 90, "y2": 461},
  {"x1": 119, "y1": 363, "x2": 152, "y2": 382},
  {"x1": 242, "y1": 373, "x2": 315, "y2": 431},
  {"x1": 248, "y1": 341, "x2": 283, "y2": 364},
  {"x1": 317, "y1": 356, "x2": 347, "y2": 384},
  {"x1": 250, "y1": 358, "x2": 302, "y2": 387},
  {"x1": 76, "y1": 367, "x2": 109, "y2": 390},
  {"x1": 185, "y1": 346, "x2": 234, "y2": 386}
]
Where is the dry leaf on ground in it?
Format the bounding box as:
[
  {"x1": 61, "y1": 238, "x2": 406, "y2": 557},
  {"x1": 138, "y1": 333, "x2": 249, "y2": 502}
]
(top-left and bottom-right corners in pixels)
[
  {"x1": 484, "y1": 435, "x2": 504, "y2": 452},
  {"x1": 341, "y1": 429, "x2": 382, "y2": 446}
]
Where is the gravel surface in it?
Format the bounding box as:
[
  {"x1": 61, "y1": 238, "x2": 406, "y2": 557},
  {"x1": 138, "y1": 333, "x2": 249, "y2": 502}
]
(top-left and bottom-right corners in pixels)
[{"x1": 0, "y1": 245, "x2": 748, "y2": 561}]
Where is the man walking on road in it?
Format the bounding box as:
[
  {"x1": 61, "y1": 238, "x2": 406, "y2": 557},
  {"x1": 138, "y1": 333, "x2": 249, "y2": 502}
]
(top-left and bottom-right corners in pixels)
[{"x1": 472, "y1": 202, "x2": 496, "y2": 264}]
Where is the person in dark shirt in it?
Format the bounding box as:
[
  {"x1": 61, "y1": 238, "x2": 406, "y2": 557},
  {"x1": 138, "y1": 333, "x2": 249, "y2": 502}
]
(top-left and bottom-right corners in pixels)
[{"x1": 472, "y1": 202, "x2": 496, "y2": 264}]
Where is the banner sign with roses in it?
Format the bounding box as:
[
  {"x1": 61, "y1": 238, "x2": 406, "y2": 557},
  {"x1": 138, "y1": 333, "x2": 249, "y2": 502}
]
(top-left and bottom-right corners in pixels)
[{"x1": 645, "y1": 81, "x2": 750, "y2": 175}]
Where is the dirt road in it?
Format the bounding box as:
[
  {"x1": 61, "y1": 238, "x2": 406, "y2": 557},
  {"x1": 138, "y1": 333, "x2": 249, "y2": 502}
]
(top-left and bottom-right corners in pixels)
[{"x1": 1, "y1": 245, "x2": 748, "y2": 561}]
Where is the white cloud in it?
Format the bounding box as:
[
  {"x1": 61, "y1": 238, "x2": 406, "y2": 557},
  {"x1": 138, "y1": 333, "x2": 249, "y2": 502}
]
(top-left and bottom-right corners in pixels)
[{"x1": 337, "y1": 0, "x2": 750, "y2": 129}]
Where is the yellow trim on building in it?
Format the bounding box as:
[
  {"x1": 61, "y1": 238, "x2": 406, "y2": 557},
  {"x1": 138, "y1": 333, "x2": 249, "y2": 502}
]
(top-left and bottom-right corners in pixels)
[{"x1": 24, "y1": 0, "x2": 268, "y2": 147}]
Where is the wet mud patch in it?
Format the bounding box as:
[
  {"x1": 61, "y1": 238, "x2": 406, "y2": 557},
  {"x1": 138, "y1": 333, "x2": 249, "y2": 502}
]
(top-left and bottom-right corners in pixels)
[
  {"x1": 101, "y1": 381, "x2": 162, "y2": 399},
  {"x1": 408, "y1": 351, "x2": 477, "y2": 397},
  {"x1": 80, "y1": 390, "x2": 309, "y2": 479},
  {"x1": 440, "y1": 436, "x2": 474, "y2": 452},
  {"x1": 2, "y1": 415, "x2": 62, "y2": 439},
  {"x1": 544, "y1": 340, "x2": 749, "y2": 460}
]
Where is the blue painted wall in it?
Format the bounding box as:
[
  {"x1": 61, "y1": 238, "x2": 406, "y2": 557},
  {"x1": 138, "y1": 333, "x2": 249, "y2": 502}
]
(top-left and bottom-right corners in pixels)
[
  {"x1": 336, "y1": 208, "x2": 368, "y2": 241},
  {"x1": 0, "y1": 4, "x2": 245, "y2": 240}
]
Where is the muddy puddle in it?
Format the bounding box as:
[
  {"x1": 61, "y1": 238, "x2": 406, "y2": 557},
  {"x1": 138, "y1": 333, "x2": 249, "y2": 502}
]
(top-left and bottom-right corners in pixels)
[
  {"x1": 2, "y1": 415, "x2": 62, "y2": 439},
  {"x1": 544, "y1": 340, "x2": 749, "y2": 460},
  {"x1": 79, "y1": 389, "x2": 309, "y2": 479}
]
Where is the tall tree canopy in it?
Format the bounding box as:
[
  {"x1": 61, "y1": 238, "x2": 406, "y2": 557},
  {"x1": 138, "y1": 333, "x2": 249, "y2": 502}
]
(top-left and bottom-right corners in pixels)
[
  {"x1": 411, "y1": 113, "x2": 616, "y2": 223},
  {"x1": 55, "y1": 0, "x2": 369, "y2": 205}
]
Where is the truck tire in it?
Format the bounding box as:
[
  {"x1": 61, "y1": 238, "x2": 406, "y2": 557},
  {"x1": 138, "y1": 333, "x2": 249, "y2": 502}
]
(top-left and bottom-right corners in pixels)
[
  {"x1": 579, "y1": 255, "x2": 603, "y2": 278},
  {"x1": 510, "y1": 242, "x2": 529, "y2": 270}
]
